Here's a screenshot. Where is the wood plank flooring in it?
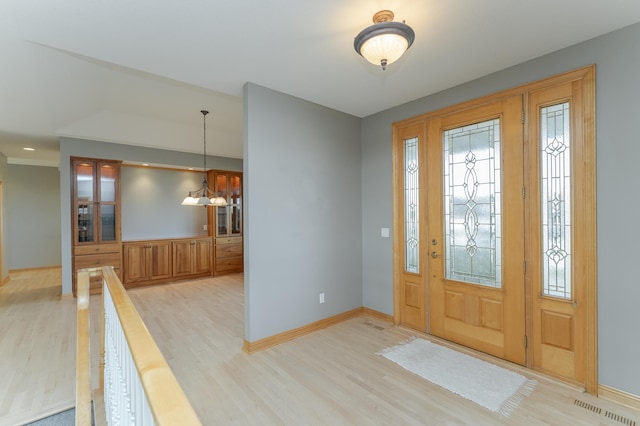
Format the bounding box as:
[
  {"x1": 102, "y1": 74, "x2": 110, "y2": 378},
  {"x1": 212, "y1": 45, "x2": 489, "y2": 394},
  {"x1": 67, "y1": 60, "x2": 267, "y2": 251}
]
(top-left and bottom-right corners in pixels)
[
  {"x1": 2, "y1": 269, "x2": 640, "y2": 425},
  {"x1": 0, "y1": 268, "x2": 75, "y2": 426}
]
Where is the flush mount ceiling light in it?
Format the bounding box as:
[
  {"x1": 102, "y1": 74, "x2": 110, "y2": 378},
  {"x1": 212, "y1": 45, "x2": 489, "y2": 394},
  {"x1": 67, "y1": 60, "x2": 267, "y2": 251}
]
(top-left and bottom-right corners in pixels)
[
  {"x1": 354, "y1": 10, "x2": 415, "y2": 70},
  {"x1": 181, "y1": 110, "x2": 228, "y2": 207}
]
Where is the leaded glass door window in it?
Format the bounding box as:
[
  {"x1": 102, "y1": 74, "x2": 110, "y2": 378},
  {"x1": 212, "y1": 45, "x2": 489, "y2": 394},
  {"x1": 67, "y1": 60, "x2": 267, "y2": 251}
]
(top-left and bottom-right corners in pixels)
[
  {"x1": 404, "y1": 137, "x2": 419, "y2": 274},
  {"x1": 443, "y1": 119, "x2": 501, "y2": 288},
  {"x1": 540, "y1": 102, "x2": 571, "y2": 299}
]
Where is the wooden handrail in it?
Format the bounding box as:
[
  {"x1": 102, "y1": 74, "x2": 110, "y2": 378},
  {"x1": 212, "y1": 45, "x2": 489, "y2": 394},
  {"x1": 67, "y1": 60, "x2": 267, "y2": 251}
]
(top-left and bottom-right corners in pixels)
[
  {"x1": 101, "y1": 267, "x2": 201, "y2": 425},
  {"x1": 75, "y1": 271, "x2": 92, "y2": 426}
]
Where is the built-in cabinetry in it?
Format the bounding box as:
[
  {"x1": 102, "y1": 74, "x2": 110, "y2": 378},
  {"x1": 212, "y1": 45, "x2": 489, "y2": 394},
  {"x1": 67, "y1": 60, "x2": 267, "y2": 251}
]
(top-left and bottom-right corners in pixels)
[
  {"x1": 122, "y1": 237, "x2": 211, "y2": 288},
  {"x1": 71, "y1": 158, "x2": 122, "y2": 294},
  {"x1": 209, "y1": 170, "x2": 243, "y2": 275},
  {"x1": 172, "y1": 237, "x2": 212, "y2": 278},
  {"x1": 122, "y1": 240, "x2": 172, "y2": 286}
]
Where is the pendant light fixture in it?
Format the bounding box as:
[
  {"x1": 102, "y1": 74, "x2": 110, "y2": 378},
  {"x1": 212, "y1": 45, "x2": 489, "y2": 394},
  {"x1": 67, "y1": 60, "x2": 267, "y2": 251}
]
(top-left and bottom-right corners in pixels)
[
  {"x1": 181, "y1": 110, "x2": 228, "y2": 207},
  {"x1": 354, "y1": 10, "x2": 415, "y2": 70}
]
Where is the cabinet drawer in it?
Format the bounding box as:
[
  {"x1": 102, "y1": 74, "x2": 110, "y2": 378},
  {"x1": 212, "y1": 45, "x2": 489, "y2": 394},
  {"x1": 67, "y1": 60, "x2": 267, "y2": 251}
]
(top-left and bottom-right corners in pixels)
[
  {"x1": 216, "y1": 237, "x2": 242, "y2": 245},
  {"x1": 74, "y1": 243, "x2": 121, "y2": 256},
  {"x1": 216, "y1": 256, "x2": 243, "y2": 272},
  {"x1": 215, "y1": 243, "x2": 243, "y2": 258},
  {"x1": 75, "y1": 253, "x2": 121, "y2": 269}
]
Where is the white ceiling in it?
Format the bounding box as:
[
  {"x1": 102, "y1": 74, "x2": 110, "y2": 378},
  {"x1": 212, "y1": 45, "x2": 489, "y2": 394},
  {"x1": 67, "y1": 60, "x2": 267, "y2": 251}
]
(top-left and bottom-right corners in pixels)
[{"x1": 2, "y1": 0, "x2": 640, "y2": 166}]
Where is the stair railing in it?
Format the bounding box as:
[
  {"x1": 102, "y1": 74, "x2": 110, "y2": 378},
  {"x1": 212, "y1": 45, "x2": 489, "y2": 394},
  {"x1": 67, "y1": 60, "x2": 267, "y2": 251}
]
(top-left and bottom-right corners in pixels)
[{"x1": 76, "y1": 266, "x2": 201, "y2": 425}]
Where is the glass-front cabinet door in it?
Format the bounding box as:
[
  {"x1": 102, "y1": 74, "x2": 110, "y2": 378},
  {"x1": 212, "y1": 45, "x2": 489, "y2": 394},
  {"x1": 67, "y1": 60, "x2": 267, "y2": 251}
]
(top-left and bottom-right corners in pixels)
[
  {"x1": 229, "y1": 174, "x2": 242, "y2": 236},
  {"x1": 213, "y1": 171, "x2": 242, "y2": 238},
  {"x1": 75, "y1": 162, "x2": 95, "y2": 243},
  {"x1": 99, "y1": 163, "x2": 118, "y2": 242},
  {"x1": 72, "y1": 158, "x2": 121, "y2": 245},
  {"x1": 215, "y1": 173, "x2": 228, "y2": 236}
]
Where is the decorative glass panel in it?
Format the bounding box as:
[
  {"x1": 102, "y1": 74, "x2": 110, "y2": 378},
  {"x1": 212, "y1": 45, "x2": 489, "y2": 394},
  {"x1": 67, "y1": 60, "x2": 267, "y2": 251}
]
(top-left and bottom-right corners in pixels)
[
  {"x1": 101, "y1": 204, "x2": 116, "y2": 241},
  {"x1": 230, "y1": 175, "x2": 242, "y2": 235},
  {"x1": 404, "y1": 137, "x2": 419, "y2": 273},
  {"x1": 100, "y1": 164, "x2": 116, "y2": 202},
  {"x1": 215, "y1": 174, "x2": 228, "y2": 236},
  {"x1": 216, "y1": 175, "x2": 228, "y2": 199},
  {"x1": 76, "y1": 163, "x2": 94, "y2": 202},
  {"x1": 78, "y1": 203, "x2": 94, "y2": 243},
  {"x1": 76, "y1": 163, "x2": 94, "y2": 244},
  {"x1": 540, "y1": 103, "x2": 572, "y2": 299},
  {"x1": 216, "y1": 206, "x2": 228, "y2": 236},
  {"x1": 443, "y1": 119, "x2": 501, "y2": 288}
]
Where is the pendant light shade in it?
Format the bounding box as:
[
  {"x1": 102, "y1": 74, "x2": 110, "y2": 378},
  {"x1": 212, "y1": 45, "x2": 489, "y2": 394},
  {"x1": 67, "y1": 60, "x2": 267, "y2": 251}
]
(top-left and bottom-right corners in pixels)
[
  {"x1": 181, "y1": 110, "x2": 228, "y2": 207},
  {"x1": 354, "y1": 10, "x2": 415, "y2": 70}
]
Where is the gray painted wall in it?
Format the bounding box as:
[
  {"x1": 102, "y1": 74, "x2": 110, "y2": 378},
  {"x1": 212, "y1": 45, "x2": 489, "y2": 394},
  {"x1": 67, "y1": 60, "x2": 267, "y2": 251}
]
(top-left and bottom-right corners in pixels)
[
  {"x1": 360, "y1": 22, "x2": 640, "y2": 395},
  {"x1": 243, "y1": 83, "x2": 362, "y2": 342},
  {"x1": 6, "y1": 165, "x2": 61, "y2": 269},
  {"x1": 59, "y1": 137, "x2": 242, "y2": 294},
  {"x1": 121, "y1": 167, "x2": 208, "y2": 240}
]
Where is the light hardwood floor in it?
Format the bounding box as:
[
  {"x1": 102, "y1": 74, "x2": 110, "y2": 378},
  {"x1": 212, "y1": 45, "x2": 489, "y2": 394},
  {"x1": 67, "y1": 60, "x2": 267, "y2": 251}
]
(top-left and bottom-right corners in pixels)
[
  {"x1": 0, "y1": 268, "x2": 75, "y2": 426},
  {"x1": 2, "y1": 269, "x2": 640, "y2": 425}
]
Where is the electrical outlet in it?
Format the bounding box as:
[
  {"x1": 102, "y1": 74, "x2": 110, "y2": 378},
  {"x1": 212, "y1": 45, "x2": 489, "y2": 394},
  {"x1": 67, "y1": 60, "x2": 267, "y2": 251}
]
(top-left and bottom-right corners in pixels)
[
  {"x1": 203, "y1": 224, "x2": 208, "y2": 231},
  {"x1": 319, "y1": 293, "x2": 325, "y2": 304}
]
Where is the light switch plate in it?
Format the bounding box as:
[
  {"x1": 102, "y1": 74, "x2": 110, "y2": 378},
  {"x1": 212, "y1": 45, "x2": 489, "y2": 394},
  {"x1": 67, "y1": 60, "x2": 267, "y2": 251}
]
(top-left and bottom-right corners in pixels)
[{"x1": 381, "y1": 228, "x2": 390, "y2": 238}]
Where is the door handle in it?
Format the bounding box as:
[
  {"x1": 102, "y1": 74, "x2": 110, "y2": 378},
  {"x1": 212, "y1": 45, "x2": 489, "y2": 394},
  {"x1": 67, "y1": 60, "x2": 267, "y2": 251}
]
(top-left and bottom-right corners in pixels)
[{"x1": 431, "y1": 251, "x2": 439, "y2": 258}]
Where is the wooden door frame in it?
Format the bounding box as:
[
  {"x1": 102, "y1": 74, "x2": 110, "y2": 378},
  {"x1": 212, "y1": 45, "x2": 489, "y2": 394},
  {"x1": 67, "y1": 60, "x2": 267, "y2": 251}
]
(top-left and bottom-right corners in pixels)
[{"x1": 392, "y1": 65, "x2": 597, "y2": 393}]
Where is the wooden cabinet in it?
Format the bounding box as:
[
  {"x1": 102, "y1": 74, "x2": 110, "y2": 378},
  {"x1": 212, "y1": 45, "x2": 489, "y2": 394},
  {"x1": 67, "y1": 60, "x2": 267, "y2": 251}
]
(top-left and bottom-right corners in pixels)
[
  {"x1": 122, "y1": 240, "x2": 172, "y2": 286},
  {"x1": 215, "y1": 237, "x2": 243, "y2": 274},
  {"x1": 172, "y1": 237, "x2": 212, "y2": 278},
  {"x1": 73, "y1": 243, "x2": 122, "y2": 294},
  {"x1": 120, "y1": 237, "x2": 211, "y2": 288},
  {"x1": 71, "y1": 157, "x2": 122, "y2": 294},
  {"x1": 209, "y1": 170, "x2": 243, "y2": 275}
]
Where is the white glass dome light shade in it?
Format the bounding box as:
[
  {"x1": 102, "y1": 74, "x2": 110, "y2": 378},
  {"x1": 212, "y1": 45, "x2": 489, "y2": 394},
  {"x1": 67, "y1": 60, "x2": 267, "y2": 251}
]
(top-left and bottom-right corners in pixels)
[
  {"x1": 354, "y1": 13, "x2": 415, "y2": 70},
  {"x1": 196, "y1": 195, "x2": 212, "y2": 206},
  {"x1": 210, "y1": 196, "x2": 228, "y2": 207},
  {"x1": 359, "y1": 31, "x2": 410, "y2": 68},
  {"x1": 181, "y1": 196, "x2": 197, "y2": 206}
]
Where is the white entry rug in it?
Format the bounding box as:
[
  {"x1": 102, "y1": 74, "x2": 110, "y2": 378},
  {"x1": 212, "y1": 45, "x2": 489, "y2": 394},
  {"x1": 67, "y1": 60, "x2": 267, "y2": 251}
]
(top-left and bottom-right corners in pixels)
[{"x1": 378, "y1": 338, "x2": 536, "y2": 417}]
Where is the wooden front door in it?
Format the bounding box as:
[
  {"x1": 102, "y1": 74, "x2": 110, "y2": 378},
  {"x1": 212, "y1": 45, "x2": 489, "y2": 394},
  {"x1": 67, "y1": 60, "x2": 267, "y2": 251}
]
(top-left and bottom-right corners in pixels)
[
  {"x1": 427, "y1": 96, "x2": 526, "y2": 364},
  {"x1": 392, "y1": 66, "x2": 596, "y2": 390}
]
